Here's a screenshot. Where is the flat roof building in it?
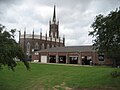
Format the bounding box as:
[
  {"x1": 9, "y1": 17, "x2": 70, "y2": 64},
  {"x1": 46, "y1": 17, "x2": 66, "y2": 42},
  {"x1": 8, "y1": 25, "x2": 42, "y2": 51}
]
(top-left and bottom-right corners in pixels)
[{"x1": 32, "y1": 46, "x2": 113, "y2": 65}]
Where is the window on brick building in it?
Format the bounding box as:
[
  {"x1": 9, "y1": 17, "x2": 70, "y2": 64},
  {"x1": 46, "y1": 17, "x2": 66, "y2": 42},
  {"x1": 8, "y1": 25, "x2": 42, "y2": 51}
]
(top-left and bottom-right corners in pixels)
[
  {"x1": 42, "y1": 43, "x2": 44, "y2": 49},
  {"x1": 52, "y1": 44, "x2": 54, "y2": 48},
  {"x1": 98, "y1": 55, "x2": 104, "y2": 61},
  {"x1": 27, "y1": 42, "x2": 30, "y2": 55},
  {"x1": 47, "y1": 44, "x2": 50, "y2": 48},
  {"x1": 55, "y1": 32, "x2": 57, "y2": 37},
  {"x1": 51, "y1": 32, "x2": 53, "y2": 38},
  {"x1": 35, "y1": 42, "x2": 39, "y2": 50}
]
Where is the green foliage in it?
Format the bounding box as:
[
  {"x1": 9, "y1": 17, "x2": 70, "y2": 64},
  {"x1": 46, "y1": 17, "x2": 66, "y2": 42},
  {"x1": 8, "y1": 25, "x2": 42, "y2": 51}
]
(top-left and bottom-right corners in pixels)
[
  {"x1": 111, "y1": 70, "x2": 120, "y2": 78},
  {"x1": 89, "y1": 7, "x2": 120, "y2": 66},
  {"x1": 0, "y1": 24, "x2": 29, "y2": 71}
]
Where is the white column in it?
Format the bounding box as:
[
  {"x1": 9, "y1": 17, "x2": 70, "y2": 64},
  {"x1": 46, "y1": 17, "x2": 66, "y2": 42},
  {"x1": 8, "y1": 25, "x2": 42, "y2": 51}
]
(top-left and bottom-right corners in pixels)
[
  {"x1": 66, "y1": 53, "x2": 69, "y2": 64},
  {"x1": 56, "y1": 53, "x2": 59, "y2": 63},
  {"x1": 47, "y1": 53, "x2": 49, "y2": 63},
  {"x1": 78, "y1": 53, "x2": 82, "y2": 65}
]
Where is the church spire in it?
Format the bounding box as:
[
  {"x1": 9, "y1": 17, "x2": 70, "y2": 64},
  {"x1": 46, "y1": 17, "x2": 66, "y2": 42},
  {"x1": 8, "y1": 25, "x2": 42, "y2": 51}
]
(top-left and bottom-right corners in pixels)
[
  {"x1": 52, "y1": 5, "x2": 56, "y2": 22},
  {"x1": 49, "y1": 5, "x2": 59, "y2": 38}
]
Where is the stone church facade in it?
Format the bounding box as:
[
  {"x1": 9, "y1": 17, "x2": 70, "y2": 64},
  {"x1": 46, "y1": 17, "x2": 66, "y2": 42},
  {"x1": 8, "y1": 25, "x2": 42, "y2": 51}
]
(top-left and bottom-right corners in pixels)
[{"x1": 19, "y1": 5, "x2": 65, "y2": 57}]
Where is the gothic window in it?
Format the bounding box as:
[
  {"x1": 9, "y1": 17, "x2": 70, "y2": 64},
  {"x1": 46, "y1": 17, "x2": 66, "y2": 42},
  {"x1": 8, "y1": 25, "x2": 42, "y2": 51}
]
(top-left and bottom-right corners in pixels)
[
  {"x1": 55, "y1": 32, "x2": 57, "y2": 37},
  {"x1": 35, "y1": 42, "x2": 39, "y2": 50},
  {"x1": 56, "y1": 45, "x2": 58, "y2": 47},
  {"x1": 52, "y1": 44, "x2": 54, "y2": 48},
  {"x1": 27, "y1": 42, "x2": 30, "y2": 55},
  {"x1": 51, "y1": 32, "x2": 53, "y2": 38},
  {"x1": 42, "y1": 43, "x2": 44, "y2": 49},
  {"x1": 47, "y1": 44, "x2": 50, "y2": 49}
]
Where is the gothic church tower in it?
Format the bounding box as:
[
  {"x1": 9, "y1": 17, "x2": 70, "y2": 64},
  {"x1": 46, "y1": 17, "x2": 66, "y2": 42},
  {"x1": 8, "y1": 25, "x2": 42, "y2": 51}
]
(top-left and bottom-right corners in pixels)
[{"x1": 49, "y1": 5, "x2": 59, "y2": 38}]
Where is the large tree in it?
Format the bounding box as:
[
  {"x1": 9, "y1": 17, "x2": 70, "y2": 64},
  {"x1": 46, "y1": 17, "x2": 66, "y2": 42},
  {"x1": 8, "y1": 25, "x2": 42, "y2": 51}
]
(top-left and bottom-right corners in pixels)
[
  {"x1": 0, "y1": 24, "x2": 29, "y2": 71},
  {"x1": 89, "y1": 7, "x2": 120, "y2": 67}
]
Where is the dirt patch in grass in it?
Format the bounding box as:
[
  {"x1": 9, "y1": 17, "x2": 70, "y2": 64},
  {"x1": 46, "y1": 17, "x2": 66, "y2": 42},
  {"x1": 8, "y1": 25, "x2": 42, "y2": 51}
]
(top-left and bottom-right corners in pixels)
[
  {"x1": 53, "y1": 82, "x2": 72, "y2": 90},
  {"x1": 24, "y1": 80, "x2": 45, "y2": 90}
]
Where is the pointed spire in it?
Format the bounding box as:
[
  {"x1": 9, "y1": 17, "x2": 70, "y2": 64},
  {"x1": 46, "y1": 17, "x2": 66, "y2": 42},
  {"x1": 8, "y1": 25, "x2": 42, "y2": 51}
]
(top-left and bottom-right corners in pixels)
[
  {"x1": 53, "y1": 5, "x2": 56, "y2": 22},
  {"x1": 24, "y1": 27, "x2": 26, "y2": 37},
  {"x1": 32, "y1": 28, "x2": 34, "y2": 39},
  {"x1": 24, "y1": 27, "x2": 26, "y2": 33},
  {"x1": 46, "y1": 30, "x2": 47, "y2": 36},
  {"x1": 63, "y1": 35, "x2": 65, "y2": 46},
  {"x1": 40, "y1": 28, "x2": 42, "y2": 39},
  {"x1": 32, "y1": 28, "x2": 34, "y2": 36}
]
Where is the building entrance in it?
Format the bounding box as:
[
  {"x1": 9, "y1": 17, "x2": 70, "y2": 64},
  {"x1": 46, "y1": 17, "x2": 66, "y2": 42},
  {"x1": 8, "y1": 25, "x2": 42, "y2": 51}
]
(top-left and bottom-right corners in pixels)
[
  {"x1": 69, "y1": 56, "x2": 78, "y2": 64},
  {"x1": 49, "y1": 56, "x2": 56, "y2": 63},
  {"x1": 82, "y1": 56, "x2": 92, "y2": 65},
  {"x1": 59, "y1": 56, "x2": 66, "y2": 63}
]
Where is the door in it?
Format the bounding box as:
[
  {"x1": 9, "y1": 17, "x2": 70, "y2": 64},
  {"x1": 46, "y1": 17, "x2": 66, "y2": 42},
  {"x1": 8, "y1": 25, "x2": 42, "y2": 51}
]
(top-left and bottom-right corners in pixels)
[{"x1": 41, "y1": 55, "x2": 47, "y2": 63}]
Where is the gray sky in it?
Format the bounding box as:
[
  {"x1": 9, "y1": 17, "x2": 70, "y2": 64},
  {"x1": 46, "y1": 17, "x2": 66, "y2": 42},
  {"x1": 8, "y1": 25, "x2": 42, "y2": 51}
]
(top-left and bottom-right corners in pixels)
[{"x1": 0, "y1": 0, "x2": 120, "y2": 46}]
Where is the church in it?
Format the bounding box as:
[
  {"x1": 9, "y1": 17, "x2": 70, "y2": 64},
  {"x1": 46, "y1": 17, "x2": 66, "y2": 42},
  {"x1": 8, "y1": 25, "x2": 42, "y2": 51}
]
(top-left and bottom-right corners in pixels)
[
  {"x1": 19, "y1": 5, "x2": 65, "y2": 57},
  {"x1": 20, "y1": 5, "x2": 113, "y2": 66}
]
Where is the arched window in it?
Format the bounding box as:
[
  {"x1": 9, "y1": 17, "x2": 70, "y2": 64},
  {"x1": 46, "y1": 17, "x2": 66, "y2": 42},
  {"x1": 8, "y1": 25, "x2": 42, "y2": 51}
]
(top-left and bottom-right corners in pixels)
[
  {"x1": 27, "y1": 42, "x2": 30, "y2": 55},
  {"x1": 55, "y1": 32, "x2": 57, "y2": 37},
  {"x1": 42, "y1": 43, "x2": 44, "y2": 49},
  {"x1": 47, "y1": 44, "x2": 50, "y2": 49},
  {"x1": 51, "y1": 32, "x2": 53, "y2": 38},
  {"x1": 52, "y1": 44, "x2": 54, "y2": 48},
  {"x1": 35, "y1": 42, "x2": 39, "y2": 50}
]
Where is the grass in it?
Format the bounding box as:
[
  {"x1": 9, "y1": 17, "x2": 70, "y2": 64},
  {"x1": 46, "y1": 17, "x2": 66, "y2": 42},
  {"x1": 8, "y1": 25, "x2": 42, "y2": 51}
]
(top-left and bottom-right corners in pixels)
[{"x1": 0, "y1": 62, "x2": 120, "y2": 90}]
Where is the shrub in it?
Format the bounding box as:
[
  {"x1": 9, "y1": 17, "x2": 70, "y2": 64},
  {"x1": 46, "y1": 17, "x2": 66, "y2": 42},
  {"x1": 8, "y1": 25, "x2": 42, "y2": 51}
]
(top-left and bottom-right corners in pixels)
[{"x1": 111, "y1": 71, "x2": 120, "y2": 78}]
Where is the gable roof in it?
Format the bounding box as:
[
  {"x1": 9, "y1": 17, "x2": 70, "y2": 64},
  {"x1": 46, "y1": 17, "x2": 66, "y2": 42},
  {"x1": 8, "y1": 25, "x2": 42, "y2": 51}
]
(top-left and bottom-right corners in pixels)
[{"x1": 37, "y1": 45, "x2": 95, "y2": 53}]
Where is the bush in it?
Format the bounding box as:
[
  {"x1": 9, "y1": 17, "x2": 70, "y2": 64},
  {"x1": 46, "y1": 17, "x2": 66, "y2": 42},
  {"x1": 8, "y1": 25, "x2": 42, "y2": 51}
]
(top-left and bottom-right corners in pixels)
[{"x1": 111, "y1": 71, "x2": 120, "y2": 78}]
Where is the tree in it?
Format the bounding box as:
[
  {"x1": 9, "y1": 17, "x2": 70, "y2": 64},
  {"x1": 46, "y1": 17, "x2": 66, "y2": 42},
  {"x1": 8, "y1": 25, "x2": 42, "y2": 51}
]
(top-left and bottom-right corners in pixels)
[
  {"x1": 0, "y1": 24, "x2": 30, "y2": 71},
  {"x1": 89, "y1": 7, "x2": 120, "y2": 67}
]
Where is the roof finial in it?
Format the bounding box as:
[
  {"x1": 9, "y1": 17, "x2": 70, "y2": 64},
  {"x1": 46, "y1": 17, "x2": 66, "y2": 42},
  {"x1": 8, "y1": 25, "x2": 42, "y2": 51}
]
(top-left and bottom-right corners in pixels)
[
  {"x1": 24, "y1": 27, "x2": 26, "y2": 34},
  {"x1": 53, "y1": 5, "x2": 56, "y2": 22},
  {"x1": 33, "y1": 28, "x2": 34, "y2": 34}
]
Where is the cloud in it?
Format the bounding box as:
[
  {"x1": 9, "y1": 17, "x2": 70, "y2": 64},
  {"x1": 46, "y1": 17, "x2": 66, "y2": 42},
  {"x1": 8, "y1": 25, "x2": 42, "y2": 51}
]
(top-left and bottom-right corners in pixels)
[{"x1": 0, "y1": 0, "x2": 120, "y2": 46}]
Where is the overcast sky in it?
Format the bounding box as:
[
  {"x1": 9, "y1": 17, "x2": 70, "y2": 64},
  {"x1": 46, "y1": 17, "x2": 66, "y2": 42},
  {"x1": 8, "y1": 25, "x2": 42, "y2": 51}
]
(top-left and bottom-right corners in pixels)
[{"x1": 0, "y1": 0, "x2": 120, "y2": 46}]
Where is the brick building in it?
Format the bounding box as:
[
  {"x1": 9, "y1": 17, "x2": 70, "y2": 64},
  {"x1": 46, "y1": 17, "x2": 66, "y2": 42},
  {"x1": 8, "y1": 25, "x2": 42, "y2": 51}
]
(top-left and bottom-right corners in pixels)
[
  {"x1": 19, "y1": 5, "x2": 65, "y2": 57},
  {"x1": 32, "y1": 46, "x2": 113, "y2": 65}
]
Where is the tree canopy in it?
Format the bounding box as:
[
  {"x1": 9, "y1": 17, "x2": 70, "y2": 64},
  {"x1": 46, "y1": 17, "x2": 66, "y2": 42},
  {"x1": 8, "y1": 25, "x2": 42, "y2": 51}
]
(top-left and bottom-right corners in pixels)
[
  {"x1": 0, "y1": 24, "x2": 29, "y2": 71},
  {"x1": 89, "y1": 7, "x2": 120, "y2": 66}
]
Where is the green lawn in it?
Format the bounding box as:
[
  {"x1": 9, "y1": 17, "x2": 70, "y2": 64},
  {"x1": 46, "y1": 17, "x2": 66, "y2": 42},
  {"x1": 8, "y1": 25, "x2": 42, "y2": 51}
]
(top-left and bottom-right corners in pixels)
[{"x1": 0, "y1": 63, "x2": 120, "y2": 90}]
